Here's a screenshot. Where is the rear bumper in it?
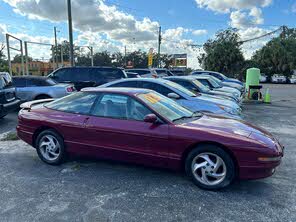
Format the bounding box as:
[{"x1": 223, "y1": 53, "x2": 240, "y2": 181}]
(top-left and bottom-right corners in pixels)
[
  {"x1": 239, "y1": 159, "x2": 282, "y2": 180},
  {"x1": 0, "y1": 99, "x2": 20, "y2": 115},
  {"x1": 16, "y1": 125, "x2": 34, "y2": 146}
]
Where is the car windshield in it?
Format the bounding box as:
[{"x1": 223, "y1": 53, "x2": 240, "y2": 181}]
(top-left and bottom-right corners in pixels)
[
  {"x1": 164, "y1": 80, "x2": 197, "y2": 97},
  {"x1": 208, "y1": 78, "x2": 222, "y2": 87},
  {"x1": 137, "y1": 92, "x2": 195, "y2": 122},
  {"x1": 192, "y1": 80, "x2": 210, "y2": 92}
]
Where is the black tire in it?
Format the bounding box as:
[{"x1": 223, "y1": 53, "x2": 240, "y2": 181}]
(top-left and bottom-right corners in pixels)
[
  {"x1": 35, "y1": 129, "x2": 66, "y2": 165},
  {"x1": 185, "y1": 145, "x2": 236, "y2": 190},
  {"x1": 35, "y1": 95, "x2": 51, "y2": 100}
]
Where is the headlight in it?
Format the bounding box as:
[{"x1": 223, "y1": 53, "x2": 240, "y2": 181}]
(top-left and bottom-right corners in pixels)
[
  {"x1": 258, "y1": 156, "x2": 282, "y2": 162},
  {"x1": 219, "y1": 105, "x2": 240, "y2": 115}
]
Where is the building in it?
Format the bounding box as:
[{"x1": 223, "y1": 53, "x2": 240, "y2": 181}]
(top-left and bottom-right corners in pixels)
[{"x1": 11, "y1": 61, "x2": 71, "y2": 76}]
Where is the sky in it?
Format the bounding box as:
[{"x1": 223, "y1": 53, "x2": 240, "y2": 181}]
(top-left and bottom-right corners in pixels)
[{"x1": 0, "y1": 0, "x2": 296, "y2": 68}]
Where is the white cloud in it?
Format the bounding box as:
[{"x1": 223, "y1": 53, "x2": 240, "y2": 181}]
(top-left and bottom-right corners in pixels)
[
  {"x1": 238, "y1": 27, "x2": 273, "y2": 59},
  {"x1": 192, "y1": 29, "x2": 208, "y2": 36},
  {"x1": 195, "y1": 0, "x2": 272, "y2": 13},
  {"x1": 230, "y1": 7, "x2": 263, "y2": 29},
  {"x1": 3, "y1": 0, "x2": 159, "y2": 43},
  {"x1": 0, "y1": 24, "x2": 8, "y2": 43}
]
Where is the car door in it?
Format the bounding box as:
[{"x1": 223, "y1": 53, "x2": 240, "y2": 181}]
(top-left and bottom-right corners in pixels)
[
  {"x1": 84, "y1": 93, "x2": 170, "y2": 168},
  {"x1": 13, "y1": 78, "x2": 27, "y2": 101}
]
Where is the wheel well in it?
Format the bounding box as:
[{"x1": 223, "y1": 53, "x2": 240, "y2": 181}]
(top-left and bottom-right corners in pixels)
[
  {"x1": 34, "y1": 94, "x2": 51, "y2": 100},
  {"x1": 181, "y1": 141, "x2": 239, "y2": 176},
  {"x1": 32, "y1": 126, "x2": 62, "y2": 148}
]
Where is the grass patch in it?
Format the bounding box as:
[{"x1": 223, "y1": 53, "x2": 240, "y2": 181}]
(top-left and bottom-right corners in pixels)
[{"x1": 1, "y1": 132, "x2": 19, "y2": 141}]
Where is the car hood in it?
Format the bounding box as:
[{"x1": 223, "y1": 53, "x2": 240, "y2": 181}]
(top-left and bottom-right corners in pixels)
[
  {"x1": 226, "y1": 78, "x2": 243, "y2": 85},
  {"x1": 222, "y1": 82, "x2": 243, "y2": 90},
  {"x1": 180, "y1": 114, "x2": 275, "y2": 144},
  {"x1": 196, "y1": 94, "x2": 240, "y2": 110}
]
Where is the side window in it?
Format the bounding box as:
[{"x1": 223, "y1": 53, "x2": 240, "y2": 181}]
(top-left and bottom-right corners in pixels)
[
  {"x1": 26, "y1": 79, "x2": 38, "y2": 87},
  {"x1": 200, "y1": 79, "x2": 210, "y2": 88},
  {"x1": 138, "y1": 82, "x2": 174, "y2": 97},
  {"x1": 173, "y1": 80, "x2": 194, "y2": 90},
  {"x1": 92, "y1": 94, "x2": 152, "y2": 121},
  {"x1": 112, "y1": 81, "x2": 138, "y2": 88},
  {"x1": 13, "y1": 78, "x2": 26, "y2": 87},
  {"x1": 92, "y1": 94, "x2": 129, "y2": 119},
  {"x1": 54, "y1": 68, "x2": 73, "y2": 82},
  {"x1": 46, "y1": 92, "x2": 98, "y2": 114}
]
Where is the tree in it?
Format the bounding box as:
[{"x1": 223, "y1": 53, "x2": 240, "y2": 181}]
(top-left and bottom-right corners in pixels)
[
  {"x1": 12, "y1": 54, "x2": 33, "y2": 63},
  {"x1": 93, "y1": 51, "x2": 113, "y2": 66},
  {"x1": 252, "y1": 27, "x2": 296, "y2": 78},
  {"x1": 198, "y1": 28, "x2": 245, "y2": 78},
  {"x1": 0, "y1": 43, "x2": 9, "y2": 72}
]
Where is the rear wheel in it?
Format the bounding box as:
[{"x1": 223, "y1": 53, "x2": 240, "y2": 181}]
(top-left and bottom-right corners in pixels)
[
  {"x1": 36, "y1": 130, "x2": 66, "y2": 165},
  {"x1": 185, "y1": 145, "x2": 235, "y2": 190}
]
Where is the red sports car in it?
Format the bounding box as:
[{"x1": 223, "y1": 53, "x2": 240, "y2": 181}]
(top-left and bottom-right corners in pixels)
[{"x1": 17, "y1": 88, "x2": 283, "y2": 190}]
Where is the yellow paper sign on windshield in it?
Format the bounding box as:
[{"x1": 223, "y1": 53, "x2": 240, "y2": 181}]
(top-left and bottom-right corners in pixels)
[{"x1": 143, "y1": 93, "x2": 161, "y2": 104}]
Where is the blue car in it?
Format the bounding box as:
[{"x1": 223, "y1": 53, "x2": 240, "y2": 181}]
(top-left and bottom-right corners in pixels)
[
  {"x1": 191, "y1": 71, "x2": 244, "y2": 92},
  {"x1": 99, "y1": 78, "x2": 242, "y2": 119}
]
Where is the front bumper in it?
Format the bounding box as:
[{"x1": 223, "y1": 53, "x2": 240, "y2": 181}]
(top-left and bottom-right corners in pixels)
[{"x1": 239, "y1": 159, "x2": 282, "y2": 180}]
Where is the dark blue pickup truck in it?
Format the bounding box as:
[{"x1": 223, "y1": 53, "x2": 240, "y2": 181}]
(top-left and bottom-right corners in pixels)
[{"x1": 0, "y1": 73, "x2": 20, "y2": 118}]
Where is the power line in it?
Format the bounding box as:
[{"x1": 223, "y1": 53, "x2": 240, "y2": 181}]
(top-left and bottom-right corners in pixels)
[{"x1": 239, "y1": 26, "x2": 283, "y2": 44}]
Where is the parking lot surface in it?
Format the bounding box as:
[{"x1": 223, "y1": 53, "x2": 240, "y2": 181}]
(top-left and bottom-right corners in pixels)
[{"x1": 0, "y1": 84, "x2": 296, "y2": 222}]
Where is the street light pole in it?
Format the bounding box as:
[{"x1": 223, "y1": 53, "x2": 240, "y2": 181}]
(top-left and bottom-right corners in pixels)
[
  {"x1": 54, "y1": 26, "x2": 58, "y2": 69},
  {"x1": 157, "y1": 26, "x2": 161, "y2": 68},
  {"x1": 67, "y1": 0, "x2": 74, "y2": 67}
]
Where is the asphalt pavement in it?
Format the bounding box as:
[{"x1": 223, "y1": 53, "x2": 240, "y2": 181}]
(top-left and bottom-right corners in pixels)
[{"x1": 0, "y1": 84, "x2": 296, "y2": 222}]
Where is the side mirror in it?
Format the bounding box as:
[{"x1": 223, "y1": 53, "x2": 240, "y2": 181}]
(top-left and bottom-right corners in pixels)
[
  {"x1": 144, "y1": 114, "x2": 158, "y2": 123},
  {"x1": 167, "y1": 93, "x2": 180, "y2": 100}
]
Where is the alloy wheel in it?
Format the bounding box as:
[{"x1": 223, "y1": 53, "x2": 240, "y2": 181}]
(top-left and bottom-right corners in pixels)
[
  {"x1": 39, "y1": 135, "x2": 61, "y2": 161},
  {"x1": 191, "y1": 152, "x2": 227, "y2": 186}
]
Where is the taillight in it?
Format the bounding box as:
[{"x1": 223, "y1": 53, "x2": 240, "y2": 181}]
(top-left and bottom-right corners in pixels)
[{"x1": 66, "y1": 87, "x2": 75, "y2": 92}]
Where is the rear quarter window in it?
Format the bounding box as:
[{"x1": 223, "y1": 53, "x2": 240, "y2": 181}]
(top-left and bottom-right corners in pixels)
[{"x1": 46, "y1": 92, "x2": 98, "y2": 115}]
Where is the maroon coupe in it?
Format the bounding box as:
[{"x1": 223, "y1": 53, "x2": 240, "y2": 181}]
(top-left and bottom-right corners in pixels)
[{"x1": 17, "y1": 88, "x2": 283, "y2": 190}]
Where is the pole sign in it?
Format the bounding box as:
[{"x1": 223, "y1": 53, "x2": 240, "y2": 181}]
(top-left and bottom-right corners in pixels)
[{"x1": 148, "y1": 48, "x2": 154, "y2": 67}]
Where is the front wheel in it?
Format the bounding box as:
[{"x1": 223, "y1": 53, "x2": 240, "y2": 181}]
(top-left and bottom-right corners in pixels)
[
  {"x1": 185, "y1": 145, "x2": 236, "y2": 190},
  {"x1": 36, "y1": 130, "x2": 66, "y2": 165}
]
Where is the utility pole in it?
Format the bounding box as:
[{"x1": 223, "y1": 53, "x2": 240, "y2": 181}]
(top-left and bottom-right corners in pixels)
[
  {"x1": 157, "y1": 26, "x2": 161, "y2": 68},
  {"x1": 67, "y1": 0, "x2": 74, "y2": 66},
  {"x1": 54, "y1": 26, "x2": 58, "y2": 69}
]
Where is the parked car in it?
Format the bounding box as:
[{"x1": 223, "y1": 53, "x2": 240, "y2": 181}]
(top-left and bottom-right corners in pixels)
[
  {"x1": 289, "y1": 75, "x2": 296, "y2": 84},
  {"x1": 12, "y1": 76, "x2": 76, "y2": 102},
  {"x1": 99, "y1": 78, "x2": 242, "y2": 118},
  {"x1": 260, "y1": 73, "x2": 268, "y2": 83},
  {"x1": 0, "y1": 74, "x2": 20, "y2": 118},
  {"x1": 17, "y1": 87, "x2": 284, "y2": 190},
  {"x1": 126, "y1": 68, "x2": 162, "y2": 78},
  {"x1": 152, "y1": 68, "x2": 174, "y2": 76},
  {"x1": 165, "y1": 76, "x2": 241, "y2": 104},
  {"x1": 271, "y1": 74, "x2": 287, "y2": 83},
  {"x1": 191, "y1": 71, "x2": 244, "y2": 92},
  {"x1": 192, "y1": 75, "x2": 242, "y2": 98},
  {"x1": 126, "y1": 72, "x2": 141, "y2": 78},
  {"x1": 191, "y1": 70, "x2": 244, "y2": 86},
  {"x1": 48, "y1": 67, "x2": 127, "y2": 91}
]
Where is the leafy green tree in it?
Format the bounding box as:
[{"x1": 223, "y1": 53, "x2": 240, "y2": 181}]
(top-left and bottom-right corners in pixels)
[
  {"x1": 12, "y1": 54, "x2": 33, "y2": 63},
  {"x1": 93, "y1": 51, "x2": 113, "y2": 66},
  {"x1": 0, "y1": 44, "x2": 9, "y2": 72},
  {"x1": 198, "y1": 28, "x2": 245, "y2": 78},
  {"x1": 252, "y1": 27, "x2": 296, "y2": 78}
]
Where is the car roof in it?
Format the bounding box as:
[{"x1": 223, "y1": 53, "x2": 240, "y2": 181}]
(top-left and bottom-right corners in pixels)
[
  {"x1": 59, "y1": 66, "x2": 123, "y2": 70},
  {"x1": 81, "y1": 87, "x2": 153, "y2": 95},
  {"x1": 165, "y1": 76, "x2": 195, "y2": 80},
  {"x1": 12, "y1": 76, "x2": 48, "y2": 80},
  {"x1": 192, "y1": 75, "x2": 211, "y2": 80}
]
